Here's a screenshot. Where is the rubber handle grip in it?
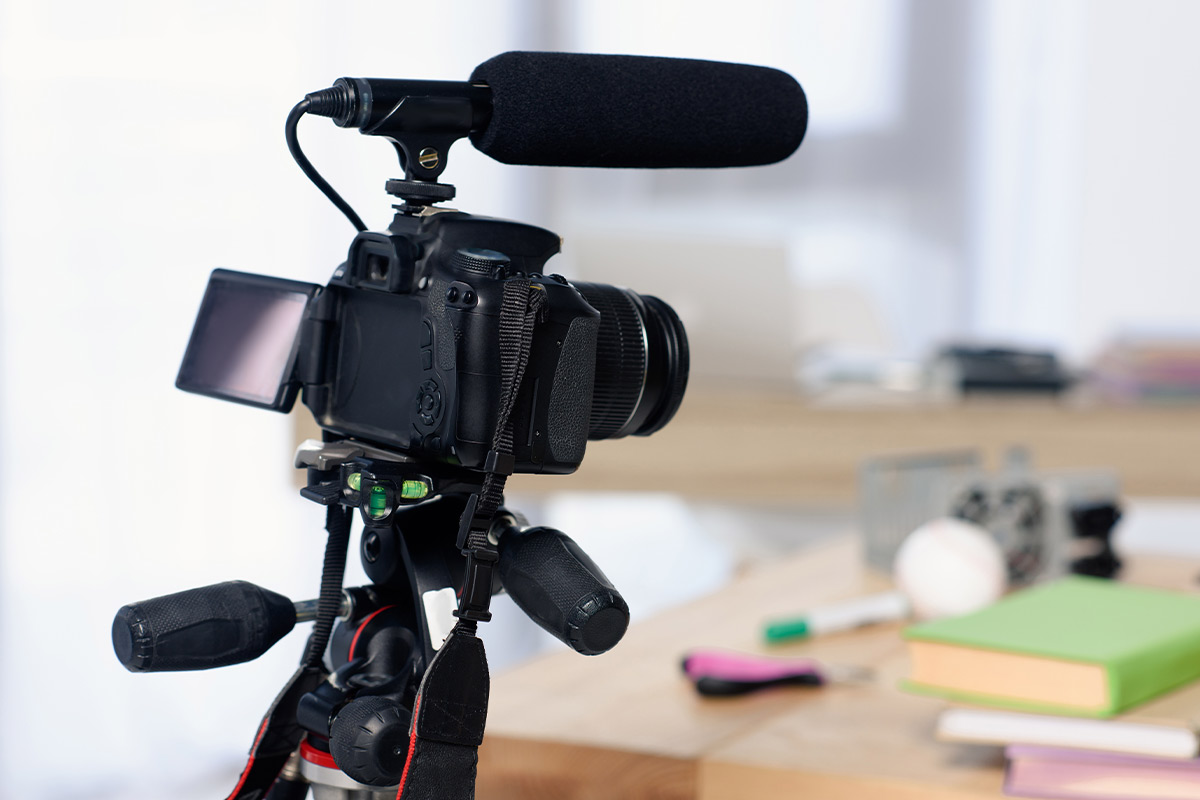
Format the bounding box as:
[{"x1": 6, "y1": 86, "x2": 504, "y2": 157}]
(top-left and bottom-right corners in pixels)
[
  {"x1": 112, "y1": 580, "x2": 296, "y2": 672},
  {"x1": 497, "y1": 526, "x2": 629, "y2": 655}
]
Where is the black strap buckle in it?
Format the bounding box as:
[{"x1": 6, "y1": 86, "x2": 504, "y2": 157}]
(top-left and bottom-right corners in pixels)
[
  {"x1": 454, "y1": 553, "x2": 495, "y2": 623},
  {"x1": 454, "y1": 493, "x2": 499, "y2": 623},
  {"x1": 483, "y1": 449, "x2": 515, "y2": 476}
]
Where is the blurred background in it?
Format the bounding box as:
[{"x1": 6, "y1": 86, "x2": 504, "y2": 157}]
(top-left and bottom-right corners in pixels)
[{"x1": 2, "y1": 1, "x2": 1199, "y2": 797}]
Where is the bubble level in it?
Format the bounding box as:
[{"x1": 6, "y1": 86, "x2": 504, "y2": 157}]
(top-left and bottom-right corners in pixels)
[
  {"x1": 368, "y1": 485, "x2": 389, "y2": 519},
  {"x1": 401, "y1": 480, "x2": 430, "y2": 500}
]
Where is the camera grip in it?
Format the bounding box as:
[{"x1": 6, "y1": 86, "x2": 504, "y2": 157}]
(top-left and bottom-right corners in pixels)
[
  {"x1": 497, "y1": 526, "x2": 629, "y2": 655},
  {"x1": 112, "y1": 581, "x2": 296, "y2": 672}
]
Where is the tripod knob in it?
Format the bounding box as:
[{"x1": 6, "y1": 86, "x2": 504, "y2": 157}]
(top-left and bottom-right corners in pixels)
[
  {"x1": 497, "y1": 526, "x2": 630, "y2": 655},
  {"x1": 112, "y1": 581, "x2": 296, "y2": 672},
  {"x1": 329, "y1": 696, "x2": 411, "y2": 787}
]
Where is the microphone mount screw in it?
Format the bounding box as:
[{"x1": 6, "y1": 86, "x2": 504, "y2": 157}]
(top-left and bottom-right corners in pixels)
[{"x1": 418, "y1": 148, "x2": 440, "y2": 170}]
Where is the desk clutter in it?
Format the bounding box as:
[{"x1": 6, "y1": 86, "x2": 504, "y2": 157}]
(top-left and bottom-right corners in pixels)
[
  {"x1": 902, "y1": 578, "x2": 1200, "y2": 799},
  {"x1": 854, "y1": 451, "x2": 1200, "y2": 797},
  {"x1": 1004, "y1": 746, "x2": 1200, "y2": 799},
  {"x1": 904, "y1": 577, "x2": 1200, "y2": 717},
  {"x1": 859, "y1": 448, "x2": 1123, "y2": 587},
  {"x1": 478, "y1": 528, "x2": 1200, "y2": 799},
  {"x1": 680, "y1": 648, "x2": 873, "y2": 697},
  {"x1": 745, "y1": 490, "x2": 1200, "y2": 799}
]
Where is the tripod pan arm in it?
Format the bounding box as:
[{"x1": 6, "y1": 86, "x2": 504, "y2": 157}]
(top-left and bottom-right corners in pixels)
[{"x1": 112, "y1": 581, "x2": 296, "y2": 672}]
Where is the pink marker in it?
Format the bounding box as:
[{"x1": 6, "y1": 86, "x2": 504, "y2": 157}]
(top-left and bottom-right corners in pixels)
[{"x1": 681, "y1": 648, "x2": 872, "y2": 697}]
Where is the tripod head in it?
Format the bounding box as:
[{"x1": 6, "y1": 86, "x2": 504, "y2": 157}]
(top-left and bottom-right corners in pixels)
[{"x1": 113, "y1": 438, "x2": 630, "y2": 794}]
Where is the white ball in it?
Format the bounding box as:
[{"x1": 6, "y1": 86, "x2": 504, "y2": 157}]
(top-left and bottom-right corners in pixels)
[{"x1": 893, "y1": 517, "x2": 1008, "y2": 620}]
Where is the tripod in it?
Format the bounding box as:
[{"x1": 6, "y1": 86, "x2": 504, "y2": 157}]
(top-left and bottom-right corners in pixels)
[{"x1": 112, "y1": 437, "x2": 630, "y2": 799}]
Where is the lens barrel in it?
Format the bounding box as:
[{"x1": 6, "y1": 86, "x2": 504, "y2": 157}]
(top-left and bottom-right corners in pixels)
[{"x1": 574, "y1": 283, "x2": 689, "y2": 440}]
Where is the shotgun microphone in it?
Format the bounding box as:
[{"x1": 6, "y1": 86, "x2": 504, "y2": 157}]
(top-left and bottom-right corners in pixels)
[
  {"x1": 469, "y1": 51, "x2": 808, "y2": 169},
  {"x1": 305, "y1": 52, "x2": 807, "y2": 174}
]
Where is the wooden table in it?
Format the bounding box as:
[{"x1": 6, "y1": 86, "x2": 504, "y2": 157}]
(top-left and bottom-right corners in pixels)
[{"x1": 476, "y1": 537, "x2": 1200, "y2": 799}]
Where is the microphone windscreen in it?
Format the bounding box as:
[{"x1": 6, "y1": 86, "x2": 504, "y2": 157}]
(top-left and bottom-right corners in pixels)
[{"x1": 470, "y1": 52, "x2": 807, "y2": 169}]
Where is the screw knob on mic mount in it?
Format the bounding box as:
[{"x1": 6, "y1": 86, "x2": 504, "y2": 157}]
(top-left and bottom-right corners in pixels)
[{"x1": 385, "y1": 178, "x2": 456, "y2": 208}]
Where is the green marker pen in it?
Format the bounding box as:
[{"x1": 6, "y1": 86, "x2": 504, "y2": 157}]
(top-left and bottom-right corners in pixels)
[{"x1": 765, "y1": 590, "x2": 910, "y2": 643}]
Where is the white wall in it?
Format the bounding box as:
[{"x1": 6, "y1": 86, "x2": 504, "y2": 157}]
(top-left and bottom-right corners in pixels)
[
  {"x1": 968, "y1": 0, "x2": 1088, "y2": 353},
  {"x1": 1074, "y1": 0, "x2": 1200, "y2": 354},
  {"x1": 970, "y1": 0, "x2": 1200, "y2": 360},
  {"x1": 0, "y1": 3, "x2": 540, "y2": 797}
]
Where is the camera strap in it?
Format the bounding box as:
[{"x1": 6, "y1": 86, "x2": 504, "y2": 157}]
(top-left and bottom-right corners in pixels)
[
  {"x1": 396, "y1": 278, "x2": 546, "y2": 800},
  {"x1": 456, "y1": 277, "x2": 547, "y2": 622}
]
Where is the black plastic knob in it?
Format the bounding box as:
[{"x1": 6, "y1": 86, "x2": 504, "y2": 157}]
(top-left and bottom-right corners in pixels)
[
  {"x1": 112, "y1": 581, "x2": 296, "y2": 672},
  {"x1": 329, "y1": 696, "x2": 412, "y2": 787},
  {"x1": 497, "y1": 526, "x2": 629, "y2": 655},
  {"x1": 450, "y1": 247, "x2": 510, "y2": 276}
]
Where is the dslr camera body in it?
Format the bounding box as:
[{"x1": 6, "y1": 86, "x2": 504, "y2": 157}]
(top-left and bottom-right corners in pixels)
[{"x1": 180, "y1": 210, "x2": 687, "y2": 477}]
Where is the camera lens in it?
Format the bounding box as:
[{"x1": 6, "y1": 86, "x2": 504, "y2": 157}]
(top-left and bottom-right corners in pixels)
[{"x1": 574, "y1": 283, "x2": 689, "y2": 440}]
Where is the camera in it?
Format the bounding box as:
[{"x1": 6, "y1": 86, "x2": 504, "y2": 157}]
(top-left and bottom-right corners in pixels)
[
  {"x1": 177, "y1": 211, "x2": 688, "y2": 475},
  {"x1": 117, "y1": 53, "x2": 805, "y2": 800}
]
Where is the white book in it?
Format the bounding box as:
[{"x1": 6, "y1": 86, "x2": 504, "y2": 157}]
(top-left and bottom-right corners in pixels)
[{"x1": 937, "y1": 697, "x2": 1200, "y2": 760}]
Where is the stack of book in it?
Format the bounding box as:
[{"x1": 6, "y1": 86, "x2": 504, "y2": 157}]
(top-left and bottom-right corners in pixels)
[
  {"x1": 1091, "y1": 332, "x2": 1200, "y2": 403},
  {"x1": 903, "y1": 577, "x2": 1200, "y2": 799}
]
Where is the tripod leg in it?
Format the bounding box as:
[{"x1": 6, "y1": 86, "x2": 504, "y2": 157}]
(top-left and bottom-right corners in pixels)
[
  {"x1": 306, "y1": 787, "x2": 395, "y2": 800},
  {"x1": 265, "y1": 778, "x2": 309, "y2": 799},
  {"x1": 264, "y1": 752, "x2": 309, "y2": 800}
]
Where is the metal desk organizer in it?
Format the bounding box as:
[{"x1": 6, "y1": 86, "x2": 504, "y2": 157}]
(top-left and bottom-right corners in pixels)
[{"x1": 859, "y1": 447, "x2": 1122, "y2": 585}]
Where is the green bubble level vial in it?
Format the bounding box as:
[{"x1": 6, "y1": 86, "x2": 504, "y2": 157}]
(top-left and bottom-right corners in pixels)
[
  {"x1": 400, "y1": 480, "x2": 430, "y2": 500},
  {"x1": 368, "y1": 485, "x2": 390, "y2": 519}
]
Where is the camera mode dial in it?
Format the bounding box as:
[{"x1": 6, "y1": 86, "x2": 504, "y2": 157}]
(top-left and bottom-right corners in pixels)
[
  {"x1": 451, "y1": 247, "x2": 510, "y2": 279},
  {"x1": 451, "y1": 247, "x2": 508, "y2": 274}
]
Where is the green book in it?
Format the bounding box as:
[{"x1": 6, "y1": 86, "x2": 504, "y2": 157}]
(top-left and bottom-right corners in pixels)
[{"x1": 903, "y1": 577, "x2": 1200, "y2": 717}]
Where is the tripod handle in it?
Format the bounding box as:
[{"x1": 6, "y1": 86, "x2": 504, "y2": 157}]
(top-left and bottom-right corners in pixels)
[
  {"x1": 112, "y1": 581, "x2": 296, "y2": 672},
  {"x1": 496, "y1": 526, "x2": 629, "y2": 655}
]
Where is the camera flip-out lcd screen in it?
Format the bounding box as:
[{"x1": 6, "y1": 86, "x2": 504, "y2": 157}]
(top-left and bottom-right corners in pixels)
[{"x1": 176, "y1": 269, "x2": 319, "y2": 410}]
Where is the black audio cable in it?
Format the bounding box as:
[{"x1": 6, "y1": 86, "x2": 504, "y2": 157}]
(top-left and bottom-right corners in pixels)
[{"x1": 285, "y1": 99, "x2": 367, "y2": 232}]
